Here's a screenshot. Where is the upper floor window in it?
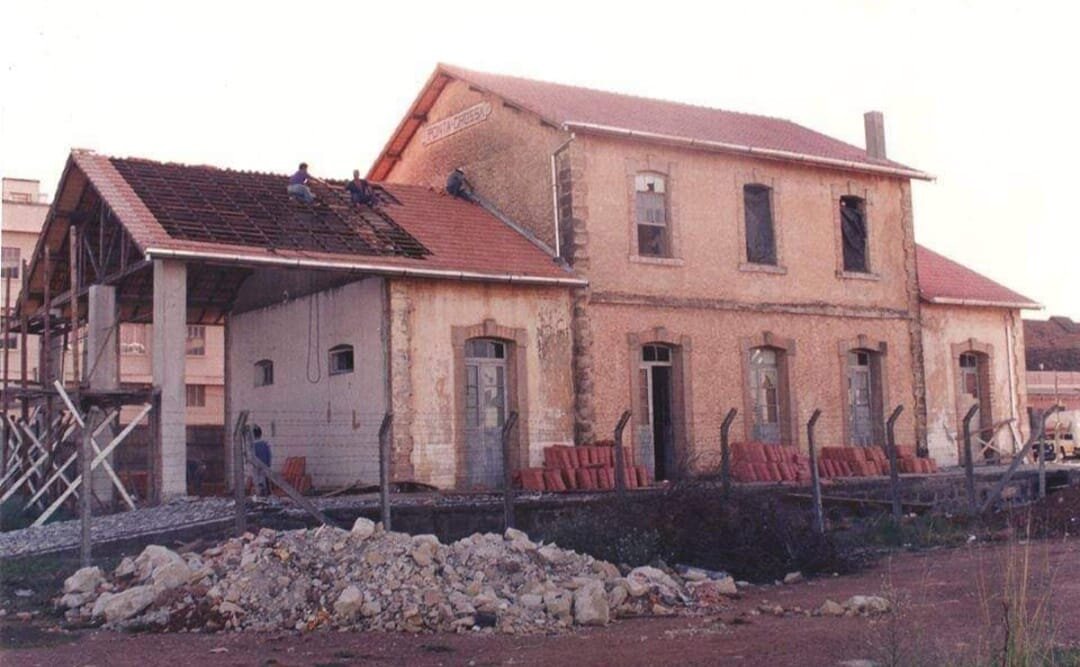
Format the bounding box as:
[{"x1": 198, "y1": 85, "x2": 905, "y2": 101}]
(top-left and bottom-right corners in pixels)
[
  {"x1": 185, "y1": 384, "x2": 206, "y2": 407},
  {"x1": 840, "y1": 196, "x2": 868, "y2": 273},
  {"x1": 329, "y1": 344, "x2": 355, "y2": 375},
  {"x1": 1, "y1": 247, "x2": 20, "y2": 279},
  {"x1": 120, "y1": 324, "x2": 148, "y2": 355},
  {"x1": 186, "y1": 326, "x2": 206, "y2": 356},
  {"x1": 743, "y1": 184, "x2": 776, "y2": 265},
  {"x1": 634, "y1": 173, "x2": 670, "y2": 257},
  {"x1": 254, "y1": 359, "x2": 274, "y2": 387}
]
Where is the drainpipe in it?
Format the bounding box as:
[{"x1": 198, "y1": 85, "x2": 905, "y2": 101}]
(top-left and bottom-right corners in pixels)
[
  {"x1": 1005, "y1": 309, "x2": 1020, "y2": 450},
  {"x1": 550, "y1": 135, "x2": 575, "y2": 260}
]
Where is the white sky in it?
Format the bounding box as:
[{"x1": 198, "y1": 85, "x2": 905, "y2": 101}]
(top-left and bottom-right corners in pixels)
[{"x1": 1, "y1": 0, "x2": 1077, "y2": 319}]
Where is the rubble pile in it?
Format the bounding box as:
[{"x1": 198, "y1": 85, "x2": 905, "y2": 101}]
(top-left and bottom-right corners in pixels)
[{"x1": 57, "y1": 521, "x2": 738, "y2": 634}]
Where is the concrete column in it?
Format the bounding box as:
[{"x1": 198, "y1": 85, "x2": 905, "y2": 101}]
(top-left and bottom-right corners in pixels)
[
  {"x1": 86, "y1": 285, "x2": 119, "y2": 390},
  {"x1": 152, "y1": 260, "x2": 187, "y2": 499},
  {"x1": 86, "y1": 285, "x2": 119, "y2": 499}
]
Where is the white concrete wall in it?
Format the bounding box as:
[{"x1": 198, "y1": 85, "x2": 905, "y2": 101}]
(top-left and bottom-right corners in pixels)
[{"x1": 229, "y1": 277, "x2": 386, "y2": 488}]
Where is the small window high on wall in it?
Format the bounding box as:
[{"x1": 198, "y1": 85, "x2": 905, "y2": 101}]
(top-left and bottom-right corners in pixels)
[
  {"x1": 634, "y1": 173, "x2": 670, "y2": 257},
  {"x1": 743, "y1": 184, "x2": 776, "y2": 265},
  {"x1": 840, "y1": 196, "x2": 868, "y2": 272},
  {"x1": 329, "y1": 344, "x2": 354, "y2": 375},
  {"x1": 254, "y1": 359, "x2": 274, "y2": 387}
]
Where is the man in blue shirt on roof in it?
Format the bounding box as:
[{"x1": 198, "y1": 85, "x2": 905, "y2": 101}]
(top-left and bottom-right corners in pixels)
[{"x1": 287, "y1": 162, "x2": 322, "y2": 204}]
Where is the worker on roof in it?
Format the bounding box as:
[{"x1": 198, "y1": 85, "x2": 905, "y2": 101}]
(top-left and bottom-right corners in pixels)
[
  {"x1": 345, "y1": 169, "x2": 375, "y2": 207},
  {"x1": 287, "y1": 162, "x2": 323, "y2": 204},
  {"x1": 446, "y1": 167, "x2": 473, "y2": 200}
]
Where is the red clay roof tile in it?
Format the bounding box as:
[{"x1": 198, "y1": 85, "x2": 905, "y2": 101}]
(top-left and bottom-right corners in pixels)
[{"x1": 916, "y1": 244, "x2": 1038, "y2": 309}]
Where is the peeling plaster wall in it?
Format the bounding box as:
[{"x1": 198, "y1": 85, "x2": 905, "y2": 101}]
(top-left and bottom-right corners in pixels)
[
  {"x1": 389, "y1": 279, "x2": 574, "y2": 489},
  {"x1": 229, "y1": 278, "x2": 386, "y2": 488},
  {"x1": 921, "y1": 303, "x2": 1028, "y2": 466},
  {"x1": 386, "y1": 78, "x2": 572, "y2": 249}
]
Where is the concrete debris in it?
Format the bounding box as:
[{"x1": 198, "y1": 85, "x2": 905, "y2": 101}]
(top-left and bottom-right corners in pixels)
[
  {"x1": 57, "y1": 526, "x2": 738, "y2": 634},
  {"x1": 818, "y1": 599, "x2": 846, "y2": 616},
  {"x1": 842, "y1": 595, "x2": 891, "y2": 615},
  {"x1": 782, "y1": 571, "x2": 804, "y2": 585},
  {"x1": 63, "y1": 567, "x2": 104, "y2": 595}
]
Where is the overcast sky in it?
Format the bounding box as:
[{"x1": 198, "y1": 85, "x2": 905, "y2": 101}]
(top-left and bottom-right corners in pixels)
[{"x1": 1, "y1": 1, "x2": 1076, "y2": 319}]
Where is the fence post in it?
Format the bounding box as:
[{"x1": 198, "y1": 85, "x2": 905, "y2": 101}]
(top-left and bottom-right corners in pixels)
[
  {"x1": 961, "y1": 404, "x2": 978, "y2": 515},
  {"x1": 613, "y1": 410, "x2": 632, "y2": 499},
  {"x1": 1038, "y1": 415, "x2": 1047, "y2": 500},
  {"x1": 232, "y1": 410, "x2": 249, "y2": 535},
  {"x1": 885, "y1": 405, "x2": 904, "y2": 524},
  {"x1": 807, "y1": 409, "x2": 824, "y2": 535},
  {"x1": 980, "y1": 406, "x2": 1063, "y2": 514},
  {"x1": 501, "y1": 412, "x2": 520, "y2": 530},
  {"x1": 80, "y1": 407, "x2": 102, "y2": 567},
  {"x1": 378, "y1": 413, "x2": 393, "y2": 531},
  {"x1": 719, "y1": 408, "x2": 737, "y2": 497}
]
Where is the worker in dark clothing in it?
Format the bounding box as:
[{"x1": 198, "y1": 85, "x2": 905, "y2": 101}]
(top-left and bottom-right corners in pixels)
[
  {"x1": 251, "y1": 425, "x2": 272, "y2": 496},
  {"x1": 446, "y1": 167, "x2": 472, "y2": 200},
  {"x1": 345, "y1": 170, "x2": 375, "y2": 206},
  {"x1": 287, "y1": 162, "x2": 323, "y2": 204}
]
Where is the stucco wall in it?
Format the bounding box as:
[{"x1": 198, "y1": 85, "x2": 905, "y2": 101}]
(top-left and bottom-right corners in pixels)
[
  {"x1": 386, "y1": 78, "x2": 571, "y2": 249},
  {"x1": 229, "y1": 277, "x2": 387, "y2": 488},
  {"x1": 576, "y1": 134, "x2": 914, "y2": 310},
  {"x1": 588, "y1": 302, "x2": 917, "y2": 473},
  {"x1": 390, "y1": 278, "x2": 574, "y2": 489},
  {"x1": 921, "y1": 303, "x2": 1028, "y2": 466}
]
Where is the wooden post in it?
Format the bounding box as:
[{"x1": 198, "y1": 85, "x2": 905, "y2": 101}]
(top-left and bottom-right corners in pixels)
[
  {"x1": 2, "y1": 270, "x2": 11, "y2": 478},
  {"x1": 80, "y1": 407, "x2": 101, "y2": 567},
  {"x1": 147, "y1": 392, "x2": 162, "y2": 504},
  {"x1": 961, "y1": 404, "x2": 978, "y2": 515},
  {"x1": 232, "y1": 410, "x2": 248, "y2": 535},
  {"x1": 19, "y1": 259, "x2": 29, "y2": 423},
  {"x1": 377, "y1": 412, "x2": 393, "y2": 530},
  {"x1": 501, "y1": 411, "x2": 519, "y2": 530},
  {"x1": 885, "y1": 405, "x2": 904, "y2": 524},
  {"x1": 807, "y1": 409, "x2": 824, "y2": 535},
  {"x1": 69, "y1": 224, "x2": 81, "y2": 391},
  {"x1": 719, "y1": 408, "x2": 737, "y2": 497},
  {"x1": 43, "y1": 250, "x2": 53, "y2": 449},
  {"x1": 613, "y1": 410, "x2": 632, "y2": 498},
  {"x1": 1038, "y1": 415, "x2": 1047, "y2": 500}
]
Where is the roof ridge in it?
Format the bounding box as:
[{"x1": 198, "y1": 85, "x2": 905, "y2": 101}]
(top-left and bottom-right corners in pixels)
[{"x1": 439, "y1": 63, "x2": 797, "y2": 126}]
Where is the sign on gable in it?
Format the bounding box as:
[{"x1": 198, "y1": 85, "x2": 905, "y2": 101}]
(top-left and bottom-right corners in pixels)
[{"x1": 421, "y1": 102, "x2": 492, "y2": 145}]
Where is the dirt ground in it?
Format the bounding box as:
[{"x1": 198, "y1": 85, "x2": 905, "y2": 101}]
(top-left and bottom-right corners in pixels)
[{"x1": 3, "y1": 537, "x2": 1079, "y2": 667}]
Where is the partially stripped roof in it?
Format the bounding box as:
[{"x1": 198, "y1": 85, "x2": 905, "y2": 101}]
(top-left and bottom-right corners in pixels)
[
  {"x1": 371, "y1": 64, "x2": 930, "y2": 181},
  {"x1": 68, "y1": 150, "x2": 577, "y2": 284},
  {"x1": 916, "y1": 244, "x2": 1039, "y2": 309}
]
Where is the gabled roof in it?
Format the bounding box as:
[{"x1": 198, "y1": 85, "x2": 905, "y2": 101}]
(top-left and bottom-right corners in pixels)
[
  {"x1": 370, "y1": 64, "x2": 931, "y2": 181},
  {"x1": 62, "y1": 150, "x2": 580, "y2": 286},
  {"x1": 916, "y1": 244, "x2": 1039, "y2": 310}
]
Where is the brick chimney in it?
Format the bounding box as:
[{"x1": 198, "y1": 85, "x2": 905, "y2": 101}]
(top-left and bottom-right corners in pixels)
[{"x1": 864, "y1": 111, "x2": 886, "y2": 159}]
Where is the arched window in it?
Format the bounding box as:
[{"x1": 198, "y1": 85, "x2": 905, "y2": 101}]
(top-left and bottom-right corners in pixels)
[
  {"x1": 329, "y1": 344, "x2": 354, "y2": 375},
  {"x1": 634, "y1": 172, "x2": 670, "y2": 257},
  {"x1": 748, "y1": 347, "x2": 783, "y2": 444},
  {"x1": 840, "y1": 195, "x2": 868, "y2": 272},
  {"x1": 743, "y1": 184, "x2": 776, "y2": 265},
  {"x1": 254, "y1": 359, "x2": 274, "y2": 387}
]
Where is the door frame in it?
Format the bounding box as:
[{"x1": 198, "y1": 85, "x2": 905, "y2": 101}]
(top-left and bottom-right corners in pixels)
[
  {"x1": 837, "y1": 335, "x2": 889, "y2": 447},
  {"x1": 951, "y1": 338, "x2": 995, "y2": 460},
  {"x1": 452, "y1": 320, "x2": 529, "y2": 489},
  {"x1": 740, "y1": 331, "x2": 798, "y2": 447},
  {"x1": 627, "y1": 328, "x2": 693, "y2": 478}
]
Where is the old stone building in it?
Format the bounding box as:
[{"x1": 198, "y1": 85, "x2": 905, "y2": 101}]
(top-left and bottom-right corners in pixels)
[{"x1": 374, "y1": 64, "x2": 1038, "y2": 478}]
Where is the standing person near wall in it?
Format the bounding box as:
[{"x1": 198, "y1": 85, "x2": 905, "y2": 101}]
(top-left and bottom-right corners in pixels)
[{"x1": 251, "y1": 425, "x2": 272, "y2": 496}]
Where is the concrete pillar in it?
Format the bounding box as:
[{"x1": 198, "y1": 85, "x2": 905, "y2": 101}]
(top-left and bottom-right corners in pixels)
[
  {"x1": 86, "y1": 285, "x2": 119, "y2": 390},
  {"x1": 152, "y1": 260, "x2": 187, "y2": 499},
  {"x1": 86, "y1": 285, "x2": 119, "y2": 499}
]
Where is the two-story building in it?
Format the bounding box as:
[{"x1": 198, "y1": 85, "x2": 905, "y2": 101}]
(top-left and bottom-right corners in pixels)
[{"x1": 374, "y1": 65, "x2": 933, "y2": 479}]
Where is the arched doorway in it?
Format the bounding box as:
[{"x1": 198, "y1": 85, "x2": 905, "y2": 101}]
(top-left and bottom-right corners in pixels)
[
  {"x1": 847, "y1": 349, "x2": 884, "y2": 446},
  {"x1": 639, "y1": 343, "x2": 676, "y2": 480},
  {"x1": 748, "y1": 347, "x2": 783, "y2": 444},
  {"x1": 463, "y1": 338, "x2": 509, "y2": 488},
  {"x1": 958, "y1": 351, "x2": 992, "y2": 458}
]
